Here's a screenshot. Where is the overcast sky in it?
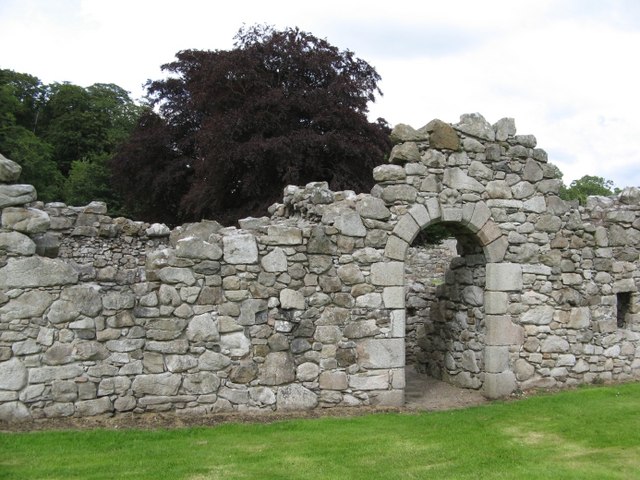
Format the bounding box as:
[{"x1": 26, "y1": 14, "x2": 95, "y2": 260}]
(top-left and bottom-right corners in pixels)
[{"x1": 1, "y1": 0, "x2": 639, "y2": 188}]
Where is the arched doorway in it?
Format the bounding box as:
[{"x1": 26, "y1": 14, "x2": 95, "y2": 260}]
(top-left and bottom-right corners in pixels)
[{"x1": 384, "y1": 199, "x2": 521, "y2": 399}]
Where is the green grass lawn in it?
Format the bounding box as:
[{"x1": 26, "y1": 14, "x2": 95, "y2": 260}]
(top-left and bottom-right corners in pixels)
[{"x1": 1, "y1": 383, "x2": 639, "y2": 480}]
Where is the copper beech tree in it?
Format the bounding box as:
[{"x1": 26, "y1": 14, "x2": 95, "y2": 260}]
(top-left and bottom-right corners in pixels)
[{"x1": 111, "y1": 25, "x2": 392, "y2": 225}]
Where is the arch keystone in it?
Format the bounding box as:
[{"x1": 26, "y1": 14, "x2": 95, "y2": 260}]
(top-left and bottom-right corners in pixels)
[{"x1": 442, "y1": 207, "x2": 463, "y2": 223}]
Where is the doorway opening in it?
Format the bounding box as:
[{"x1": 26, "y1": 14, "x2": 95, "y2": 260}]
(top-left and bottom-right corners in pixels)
[{"x1": 405, "y1": 222, "x2": 487, "y2": 390}]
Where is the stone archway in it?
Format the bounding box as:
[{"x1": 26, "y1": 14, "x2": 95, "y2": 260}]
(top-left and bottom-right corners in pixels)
[{"x1": 384, "y1": 199, "x2": 523, "y2": 399}]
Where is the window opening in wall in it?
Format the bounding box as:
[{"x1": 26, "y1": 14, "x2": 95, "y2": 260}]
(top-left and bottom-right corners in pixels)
[{"x1": 616, "y1": 291, "x2": 631, "y2": 328}]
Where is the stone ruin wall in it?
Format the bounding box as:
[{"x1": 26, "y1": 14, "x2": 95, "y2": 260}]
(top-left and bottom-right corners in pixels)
[{"x1": 1, "y1": 112, "x2": 639, "y2": 422}]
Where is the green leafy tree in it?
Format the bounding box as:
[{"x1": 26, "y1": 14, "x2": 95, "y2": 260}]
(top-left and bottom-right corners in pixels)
[
  {"x1": 0, "y1": 125, "x2": 64, "y2": 200},
  {"x1": 560, "y1": 175, "x2": 619, "y2": 205},
  {"x1": 1, "y1": 69, "x2": 141, "y2": 207},
  {"x1": 64, "y1": 153, "x2": 123, "y2": 213},
  {"x1": 111, "y1": 25, "x2": 392, "y2": 225}
]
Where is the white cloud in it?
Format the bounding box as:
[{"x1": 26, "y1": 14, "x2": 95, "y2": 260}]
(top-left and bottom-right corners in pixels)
[{"x1": 1, "y1": 0, "x2": 639, "y2": 187}]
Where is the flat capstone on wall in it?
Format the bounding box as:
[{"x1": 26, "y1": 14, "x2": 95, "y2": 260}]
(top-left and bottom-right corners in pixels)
[{"x1": 1, "y1": 112, "x2": 639, "y2": 422}]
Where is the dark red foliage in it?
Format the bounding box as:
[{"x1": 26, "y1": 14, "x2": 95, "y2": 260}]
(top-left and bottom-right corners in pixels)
[{"x1": 111, "y1": 25, "x2": 392, "y2": 225}]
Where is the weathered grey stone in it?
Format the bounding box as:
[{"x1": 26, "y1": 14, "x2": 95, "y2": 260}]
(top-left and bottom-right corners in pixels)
[
  {"x1": 336, "y1": 264, "x2": 364, "y2": 285},
  {"x1": 343, "y1": 320, "x2": 379, "y2": 339},
  {"x1": 357, "y1": 339, "x2": 404, "y2": 369},
  {"x1": 43, "y1": 343, "x2": 74, "y2": 365},
  {"x1": 0, "y1": 256, "x2": 78, "y2": 288},
  {"x1": 223, "y1": 233, "x2": 259, "y2": 264},
  {"x1": 280, "y1": 288, "x2": 305, "y2": 310},
  {"x1": 522, "y1": 159, "x2": 544, "y2": 182},
  {"x1": 0, "y1": 231, "x2": 36, "y2": 255},
  {"x1": 2, "y1": 206, "x2": 50, "y2": 233},
  {"x1": 102, "y1": 290, "x2": 135, "y2": 310},
  {"x1": 493, "y1": 117, "x2": 516, "y2": 141},
  {"x1": 455, "y1": 113, "x2": 495, "y2": 141},
  {"x1": 485, "y1": 291, "x2": 508, "y2": 315},
  {"x1": 276, "y1": 384, "x2": 318, "y2": 410},
  {"x1": 186, "y1": 313, "x2": 219, "y2": 342},
  {"x1": 176, "y1": 237, "x2": 222, "y2": 260},
  {"x1": 423, "y1": 119, "x2": 461, "y2": 150},
  {"x1": 388, "y1": 142, "x2": 421, "y2": 164},
  {"x1": 0, "y1": 290, "x2": 53, "y2": 320},
  {"x1": 443, "y1": 167, "x2": 484, "y2": 192},
  {"x1": 261, "y1": 352, "x2": 295, "y2": 385},
  {"x1": 165, "y1": 355, "x2": 198, "y2": 373},
  {"x1": 383, "y1": 286, "x2": 404, "y2": 309},
  {"x1": 521, "y1": 306, "x2": 555, "y2": 325},
  {"x1": 334, "y1": 210, "x2": 366, "y2": 237},
  {"x1": 486, "y1": 315, "x2": 524, "y2": 346},
  {"x1": 486, "y1": 263, "x2": 522, "y2": 291},
  {"x1": 61, "y1": 284, "x2": 102, "y2": 316},
  {"x1": 157, "y1": 266, "x2": 196, "y2": 285},
  {"x1": 0, "y1": 184, "x2": 37, "y2": 208},
  {"x1": 384, "y1": 235, "x2": 408, "y2": 261},
  {"x1": 296, "y1": 362, "x2": 320, "y2": 382},
  {"x1": 219, "y1": 331, "x2": 251, "y2": 358},
  {"x1": 146, "y1": 318, "x2": 188, "y2": 340},
  {"x1": 541, "y1": 336, "x2": 570, "y2": 353},
  {"x1": 0, "y1": 401, "x2": 31, "y2": 422},
  {"x1": 315, "y1": 325, "x2": 342, "y2": 344},
  {"x1": 264, "y1": 226, "x2": 303, "y2": 245},
  {"x1": 484, "y1": 346, "x2": 509, "y2": 373},
  {"x1": 319, "y1": 371, "x2": 348, "y2": 390},
  {"x1": 393, "y1": 214, "x2": 419, "y2": 243},
  {"x1": 483, "y1": 371, "x2": 516, "y2": 398},
  {"x1": 261, "y1": 247, "x2": 288, "y2": 272},
  {"x1": 249, "y1": 386, "x2": 276, "y2": 405},
  {"x1": 0, "y1": 153, "x2": 22, "y2": 182},
  {"x1": 145, "y1": 340, "x2": 188, "y2": 354},
  {"x1": 0, "y1": 358, "x2": 28, "y2": 390},
  {"x1": 381, "y1": 184, "x2": 418, "y2": 203},
  {"x1": 568, "y1": 307, "x2": 591, "y2": 329},
  {"x1": 370, "y1": 261, "x2": 404, "y2": 286},
  {"x1": 390, "y1": 123, "x2": 425, "y2": 143},
  {"x1": 373, "y1": 164, "x2": 407, "y2": 182},
  {"x1": 132, "y1": 373, "x2": 181, "y2": 396},
  {"x1": 198, "y1": 351, "x2": 231, "y2": 371},
  {"x1": 462, "y1": 286, "x2": 483, "y2": 306},
  {"x1": 356, "y1": 196, "x2": 390, "y2": 220},
  {"x1": 29, "y1": 365, "x2": 84, "y2": 383},
  {"x1": 523, "y1": 196, "x2": 546, "y2": 213},
  {"x1": 348, "y1": 372, "x2": 389, "y2": 390},
  {"x1": 145, "y1": 223, "x2": 170, "y2": 236}
]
